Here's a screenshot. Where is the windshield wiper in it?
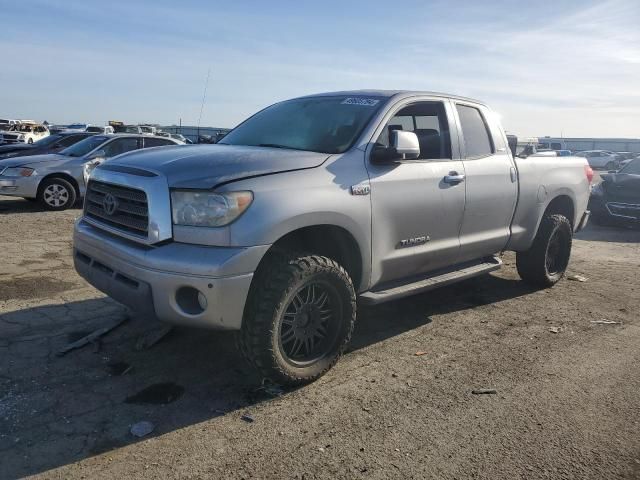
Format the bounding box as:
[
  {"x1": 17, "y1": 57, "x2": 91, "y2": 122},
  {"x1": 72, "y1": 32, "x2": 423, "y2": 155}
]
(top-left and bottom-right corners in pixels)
[{"x1": 256, "y1": 143, "x2": 310, "y2": 152}]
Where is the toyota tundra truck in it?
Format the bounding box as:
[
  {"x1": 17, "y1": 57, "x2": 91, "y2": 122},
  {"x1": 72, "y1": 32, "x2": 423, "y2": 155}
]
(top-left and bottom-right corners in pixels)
[{"x1": 73, "y1": 90, "x2": 592, "y2": 385}]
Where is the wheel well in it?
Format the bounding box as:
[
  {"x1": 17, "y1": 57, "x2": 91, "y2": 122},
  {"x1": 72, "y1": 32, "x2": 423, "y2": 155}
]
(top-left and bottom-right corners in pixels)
[
  {"x1": 259, "y1": 225, "x2": 363, "y2": 288},
  {"x1": 545, "y1": 195, "x2": 575, "y2": 228},
  {"x1": 39, "y1": 173, "x2": 80, "y2": 197}
]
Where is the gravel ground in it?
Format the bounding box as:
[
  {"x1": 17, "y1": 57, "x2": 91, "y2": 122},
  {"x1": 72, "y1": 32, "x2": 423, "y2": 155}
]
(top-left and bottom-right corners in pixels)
[{"x1": 0, "y1": 194, "x2": 639, "y2": 480}]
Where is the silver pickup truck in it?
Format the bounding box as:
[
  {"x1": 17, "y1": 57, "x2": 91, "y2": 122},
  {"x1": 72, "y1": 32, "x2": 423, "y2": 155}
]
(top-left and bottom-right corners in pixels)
[{"x1": 73, "y1": 91, "x2": 592, "y2": 384}]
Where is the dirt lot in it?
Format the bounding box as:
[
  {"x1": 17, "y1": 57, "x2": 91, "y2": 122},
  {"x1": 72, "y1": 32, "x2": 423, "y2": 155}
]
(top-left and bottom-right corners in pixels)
[{"x1": 1, "y1": 194, "x2": 639, "y2": 480}]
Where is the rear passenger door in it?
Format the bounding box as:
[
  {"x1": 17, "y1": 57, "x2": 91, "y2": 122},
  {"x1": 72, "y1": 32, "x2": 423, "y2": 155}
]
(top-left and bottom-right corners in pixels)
[{"x1": 453, "y1": 102, "x2": 518, "y2": 263}]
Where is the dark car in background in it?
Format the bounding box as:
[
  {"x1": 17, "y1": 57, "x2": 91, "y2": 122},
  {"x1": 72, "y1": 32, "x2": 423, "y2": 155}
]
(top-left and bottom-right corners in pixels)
[
  {"x1": 0, "y1": 132, "x2": 95, "y2": 159},
  {"x1": 589, "y1": 158, "x2": 640, "y2": 226}
]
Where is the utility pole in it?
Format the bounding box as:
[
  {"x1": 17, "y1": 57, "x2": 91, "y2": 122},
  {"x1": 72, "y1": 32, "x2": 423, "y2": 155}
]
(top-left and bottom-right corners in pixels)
[{"x1": 197, "y1": 68, "x2": 211, "y2": 143}]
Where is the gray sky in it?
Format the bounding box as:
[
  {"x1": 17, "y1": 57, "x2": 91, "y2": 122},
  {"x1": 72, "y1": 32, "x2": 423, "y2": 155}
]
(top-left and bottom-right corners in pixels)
[{"x1": 1, "y1": 0, "x2": 638, "y2": 137}]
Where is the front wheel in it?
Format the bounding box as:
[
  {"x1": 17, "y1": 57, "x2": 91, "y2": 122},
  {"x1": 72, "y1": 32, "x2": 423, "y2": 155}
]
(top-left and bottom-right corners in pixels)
[
  {"x1": 38, "y1": 177, "x2": 77, "y2": 211},
  {"x1": 516, "y1": 214, "x2": 573, "y2": 287},
  {"x1": 238, "y1": 252, "x2": 356, "y2": 385},
  {"x1": 27, "y1": 138, "x2": 33, "y2": 144}
]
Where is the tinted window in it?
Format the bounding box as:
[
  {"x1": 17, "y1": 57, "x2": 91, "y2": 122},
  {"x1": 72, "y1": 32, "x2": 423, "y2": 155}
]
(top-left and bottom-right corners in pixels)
[
  {"x1": 58, "y1": 135, "x2": 87, "y2": 147},
  {"x1": 144, "y1": 137, "x2": 175, "y2": 148},
  {"x1": 60, "y1": 136, "x2": 109, "y2": 157},
  {"x1": 102, "y1": 138, "x2": 140, "y2": 157},
  {"x1": 456, "y1": 105, "x2": 493, "y2": 158},
  {"x1": 33, "y1": 134, "x2": 63, "y2": 147},
  {"x1": 376, "y1": 102, "x2": 451, "y2": 160},
  {"x1": 220, "y1": 96, "x2": 384, "y2": 154},
  {"x1": 620, "y1": 159, "x2": 640, "y2": 175}
]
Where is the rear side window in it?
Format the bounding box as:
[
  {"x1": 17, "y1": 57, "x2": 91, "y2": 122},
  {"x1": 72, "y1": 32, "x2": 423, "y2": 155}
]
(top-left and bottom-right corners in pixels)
[
  {"x1": 58, "y1": 135, "x2": 84, "y2": 147},
  {"x1": 456, "y1": 105, "x2": 494, "y2": 158},
  {"x1": 144, "y1": 137, "x2": 175, "y2": 147}
]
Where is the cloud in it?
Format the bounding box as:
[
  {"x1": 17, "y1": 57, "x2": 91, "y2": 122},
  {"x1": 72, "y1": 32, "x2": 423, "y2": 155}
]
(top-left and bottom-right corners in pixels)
[{"x1": 0, "y1": 0, "x2": 638, "y2": 137}]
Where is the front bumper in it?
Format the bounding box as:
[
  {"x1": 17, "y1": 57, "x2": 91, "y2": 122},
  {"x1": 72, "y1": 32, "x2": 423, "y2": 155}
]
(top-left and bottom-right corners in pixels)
[
  {"x1": 73, "y1": 219, "x2": 270, "y2": 330},
  {"x1": 0, "y1": 175, "x2": 39, "y2": 197}
]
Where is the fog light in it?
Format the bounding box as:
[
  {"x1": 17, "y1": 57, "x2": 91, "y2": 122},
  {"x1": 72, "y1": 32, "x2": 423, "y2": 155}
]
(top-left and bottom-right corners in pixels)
[
  {"x1": 197, "y1": 291, "x2": 208, "y2": 310},
  {"x1": 175, "y1": 287, "x2": 206, "y2": 315}
]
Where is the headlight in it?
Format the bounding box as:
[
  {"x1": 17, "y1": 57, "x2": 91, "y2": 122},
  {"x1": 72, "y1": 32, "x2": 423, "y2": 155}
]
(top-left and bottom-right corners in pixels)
[
  {"x1": 18, "y1": 134, "x2": 25, "y2": 140},
  {"x1": 83, "y1": 161, "x2": 100, "y2": 183},
  {"x1": 171, "y1": 190, "x2": 253, "y2": 227},
  {"x1": 1, "y1": 167, "x2": 35, "y2": 177}
]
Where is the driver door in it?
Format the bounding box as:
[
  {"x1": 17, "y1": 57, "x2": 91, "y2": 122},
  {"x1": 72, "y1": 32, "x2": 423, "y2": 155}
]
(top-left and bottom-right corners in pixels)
[{"x1": 366, "y1": 99, "x2": 466, "y2": 287}]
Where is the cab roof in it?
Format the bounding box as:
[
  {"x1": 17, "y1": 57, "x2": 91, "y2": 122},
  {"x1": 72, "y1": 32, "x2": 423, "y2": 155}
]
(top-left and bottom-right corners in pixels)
[{"x1": 298, "y1": 89, "x2": 486, "y2": 106}]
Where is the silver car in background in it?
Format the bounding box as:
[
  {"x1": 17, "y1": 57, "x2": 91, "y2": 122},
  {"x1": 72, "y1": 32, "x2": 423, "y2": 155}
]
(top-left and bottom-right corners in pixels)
[{"x1": 0, "y1": 134, "x2": 181, "y2": 210}]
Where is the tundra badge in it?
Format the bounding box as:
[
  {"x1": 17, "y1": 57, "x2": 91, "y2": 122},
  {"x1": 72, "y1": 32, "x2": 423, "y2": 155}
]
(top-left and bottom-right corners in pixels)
[{"x1": 398, "y1": 236, "x2": 429, "y2": 248}]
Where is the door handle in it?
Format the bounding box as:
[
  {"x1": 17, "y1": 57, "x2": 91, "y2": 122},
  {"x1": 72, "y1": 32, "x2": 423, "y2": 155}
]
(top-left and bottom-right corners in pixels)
[{"x1": 444, "y1": 172, "x2": 465, "y2": 184}]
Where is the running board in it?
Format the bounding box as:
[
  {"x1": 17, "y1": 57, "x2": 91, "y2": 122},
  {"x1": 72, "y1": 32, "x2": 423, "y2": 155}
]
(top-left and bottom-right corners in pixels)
[{"x1": 359, "y1": 256, "x2": 502, "y2": 305}]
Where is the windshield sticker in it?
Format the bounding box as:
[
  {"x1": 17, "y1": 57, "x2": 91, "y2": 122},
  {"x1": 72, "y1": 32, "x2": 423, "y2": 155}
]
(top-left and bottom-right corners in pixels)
[{"x1": 341, "y1": 97, "x2": 380, "y2": 106}]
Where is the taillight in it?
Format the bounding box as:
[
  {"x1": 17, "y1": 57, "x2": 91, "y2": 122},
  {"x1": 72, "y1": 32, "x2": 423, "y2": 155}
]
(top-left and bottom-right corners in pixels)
[{"x1": 584, "y1": 165, "x2": 594, "y2": 184}]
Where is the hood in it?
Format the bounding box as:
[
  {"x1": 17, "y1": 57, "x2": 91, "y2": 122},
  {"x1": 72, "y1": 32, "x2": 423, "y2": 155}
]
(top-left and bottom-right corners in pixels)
[
  {"x1": 0, "y1": 153, "x2": 67, "y2": 168},
  {"x1": 601, "y1": 172, "x2": 640, "y2": 203},
  {"x1": 104, "y1": 144, "x2": 330, "y2": 189}
]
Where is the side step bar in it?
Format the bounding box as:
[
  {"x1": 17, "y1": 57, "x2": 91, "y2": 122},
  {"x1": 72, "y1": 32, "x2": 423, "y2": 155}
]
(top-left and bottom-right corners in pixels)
[{"x1": 359, "y1": 256, "x2": 502, "y2": 305}]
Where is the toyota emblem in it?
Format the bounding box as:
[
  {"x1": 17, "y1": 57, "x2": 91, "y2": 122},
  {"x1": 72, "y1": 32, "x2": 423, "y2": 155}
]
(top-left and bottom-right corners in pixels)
[{"x1": 103, "y1": 193, "x2": 118, "y2": 216}]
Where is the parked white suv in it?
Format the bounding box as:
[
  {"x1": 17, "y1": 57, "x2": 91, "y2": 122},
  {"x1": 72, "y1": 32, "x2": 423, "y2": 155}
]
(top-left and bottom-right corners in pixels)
[{"x1": 0, "y1": 122, "x2": 50, "y2": 144}]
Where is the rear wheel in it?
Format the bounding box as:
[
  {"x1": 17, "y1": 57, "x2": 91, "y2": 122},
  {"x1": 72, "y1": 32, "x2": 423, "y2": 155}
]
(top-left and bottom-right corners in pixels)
[
  {"x1": 237, "y1": 252, "x2": 356, "y2": 385},
  {"x1": 38, "y1": 177, "x2": 77, "y2": 211},
  {"x1": 516, "y1": 214, "x2": 572, "y2": 287}
]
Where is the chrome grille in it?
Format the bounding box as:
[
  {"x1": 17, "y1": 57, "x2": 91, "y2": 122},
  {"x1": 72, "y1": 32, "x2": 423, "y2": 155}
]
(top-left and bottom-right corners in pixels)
[{"x1": 84, "y1": 180, "x2": 149, "y2": 236}]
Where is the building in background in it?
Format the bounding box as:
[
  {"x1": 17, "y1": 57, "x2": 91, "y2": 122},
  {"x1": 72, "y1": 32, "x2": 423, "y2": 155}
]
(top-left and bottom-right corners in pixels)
[{"x1": 538, "y1": 137, "x2": 640, "y2": 153}]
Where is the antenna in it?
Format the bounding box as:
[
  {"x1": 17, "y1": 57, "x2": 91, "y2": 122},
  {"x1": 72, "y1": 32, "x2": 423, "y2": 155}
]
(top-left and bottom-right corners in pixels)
[{"x1": 197, "y1": 68, "x2": 211, "y2": 131}]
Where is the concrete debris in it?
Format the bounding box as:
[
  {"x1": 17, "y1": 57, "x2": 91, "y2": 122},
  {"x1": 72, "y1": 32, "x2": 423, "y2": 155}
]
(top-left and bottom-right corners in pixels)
[
  {"x1": 472, "y1": 389, "x2": 497, "y2": 395},
  {"x1": 135, "y1": 325, "x2": 173, "y2": 351},
  {"x1": 549, "y1": 326, "x2": 561, "y2": 333},
  {"x1": 130, "y1": 421, "x2": 155, "y2": 438},
  {"x1": 57, "y1": 316, "x2": 129, "y2": 356},
  {"x1": 241, "y1": 413, "x2": 255, "y2": 423},
  {"x1": 590, "y1": 320, "x2": 621, "y2": 325},
  {"x1": 567, "y1": 274, "x2": 588, "y2": 282}
]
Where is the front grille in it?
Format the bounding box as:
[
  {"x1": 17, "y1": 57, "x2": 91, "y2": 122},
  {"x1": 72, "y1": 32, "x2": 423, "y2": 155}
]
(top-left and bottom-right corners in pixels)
[
  {"x1": 607, "y1": 202, "x2": 640, "y2": 220},
  {"x1": 84, "y1": 180, "x2": 149, "y2": 236}
]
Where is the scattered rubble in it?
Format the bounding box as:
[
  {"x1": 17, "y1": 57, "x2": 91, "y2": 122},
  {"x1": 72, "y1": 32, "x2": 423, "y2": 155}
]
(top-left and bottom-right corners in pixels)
[{"x1": 130, "y1": 421, "x2": 155, "y2": 438}]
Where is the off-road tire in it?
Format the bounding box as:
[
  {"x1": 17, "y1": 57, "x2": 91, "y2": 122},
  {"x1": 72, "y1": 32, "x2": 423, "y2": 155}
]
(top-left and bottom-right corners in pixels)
[
  {"x1": 237, "y1": 252, "x2": 356, "y2": 386},
  {"x1": 38, "y1": 177, "x2": 77, "y2": 211},
  {"x1": 516, "y1": 214, "x2": 572, "y2": 287}
]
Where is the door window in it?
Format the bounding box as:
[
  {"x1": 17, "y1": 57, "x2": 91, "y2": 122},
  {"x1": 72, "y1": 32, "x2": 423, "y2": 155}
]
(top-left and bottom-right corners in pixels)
[
  {"x1": 102, "y1": 138, "x2": 140, "y2": 157},
  {"x1": 376, "y1": 102, "x2": 451, "y2": 159},
  {"x1": 144, "y1": 137, "x2": 176, "y2": 148},
  {"x1": 456, "y1": 105, "x2": 494, "y2": 158}
]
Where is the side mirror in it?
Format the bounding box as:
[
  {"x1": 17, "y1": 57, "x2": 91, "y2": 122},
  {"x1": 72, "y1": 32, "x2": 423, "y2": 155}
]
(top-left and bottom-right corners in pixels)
[
  {"x1": 86, "y1": 149, "x2": 106, "y2": 161},
  {"x1": 371, "y1": 130, "x2": 420, "y2": 164}
]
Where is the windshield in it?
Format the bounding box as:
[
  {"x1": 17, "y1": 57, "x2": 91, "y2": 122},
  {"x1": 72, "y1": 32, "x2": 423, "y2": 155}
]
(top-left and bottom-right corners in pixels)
[
  {"x1": 60, "y1": 135, "x2": 108, "y2": 157},
  {"x1": 67, "y1": 124, "x2": 86, "y2": 129},
  {"x1": 619, "y1": 158, "x2": 640, "y2": 175},
  {"x1": 220, "y1": 96, "x2": 385, "y2": 154},
  {"x1": 124, "y1": 126, "x2": 140, "y2": 133},
  {"x1": 18, "y1": 125, "x2": 35, "y2": 132}
]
